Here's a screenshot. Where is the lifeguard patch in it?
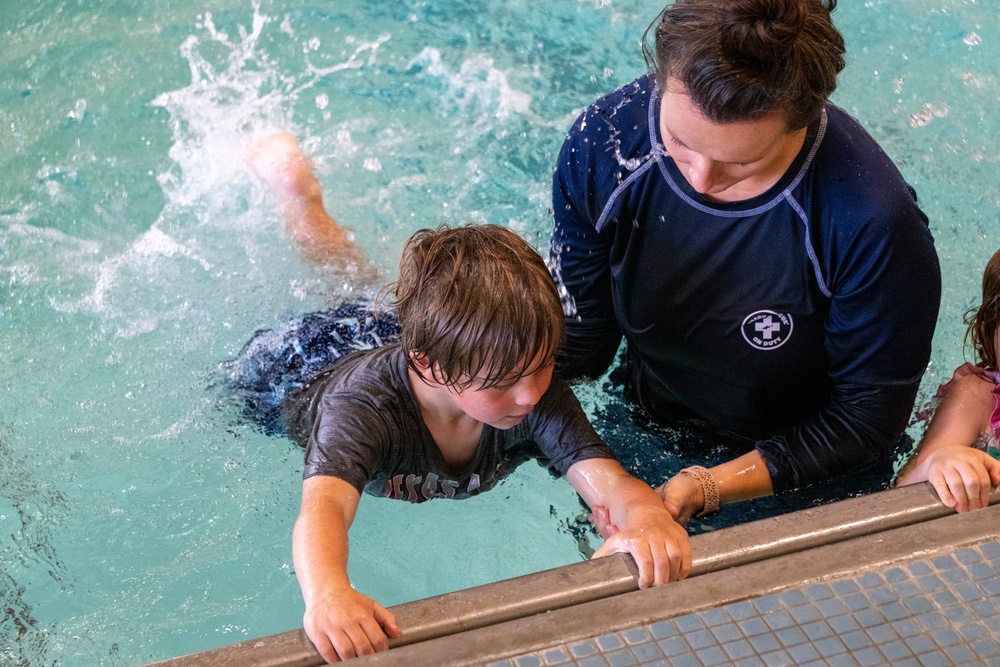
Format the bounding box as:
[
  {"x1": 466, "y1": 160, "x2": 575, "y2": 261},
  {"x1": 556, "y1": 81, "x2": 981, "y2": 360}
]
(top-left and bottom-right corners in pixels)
[{"x1": 741, "y1": 310, "x2": 794, "y2": 351}]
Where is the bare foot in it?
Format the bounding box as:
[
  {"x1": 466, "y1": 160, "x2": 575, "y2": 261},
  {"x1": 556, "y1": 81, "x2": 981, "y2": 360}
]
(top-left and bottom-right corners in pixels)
[{"x1": 245, "y1": 132, "x2": 320, "y2": 204}]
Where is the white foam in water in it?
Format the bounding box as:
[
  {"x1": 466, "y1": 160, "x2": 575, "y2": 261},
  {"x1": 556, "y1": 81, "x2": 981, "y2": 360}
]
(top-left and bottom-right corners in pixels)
[
  {"x1": 51, "y1": 227, "x2": 213, "y2": 338},
  {"x1": 407, "y1": 47, "x2": 532, "y2": 120},
  {"x1": 67, "y1": 98, "x2": 87, "y2": 123},
  {"x1": 151, "y1": 3, "x2": 290, "y2": 208},
  {"x1": 149, "y1": 4, "x2": 389, "y2": 218},
  {"x1": 51, "y1": 0, "x2": 400, "y2": 337}
]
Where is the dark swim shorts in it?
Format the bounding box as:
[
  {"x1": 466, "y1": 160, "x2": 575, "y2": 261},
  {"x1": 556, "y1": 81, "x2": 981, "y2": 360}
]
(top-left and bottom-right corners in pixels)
[{"x1": 222, "y1": 301, "x2": 400, "y2": 435}]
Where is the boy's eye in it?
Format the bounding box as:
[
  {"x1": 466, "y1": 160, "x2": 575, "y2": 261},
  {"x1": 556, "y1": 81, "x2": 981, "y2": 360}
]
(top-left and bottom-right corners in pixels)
[
  {"x1": 465, "y1": 376, "x2": 514, "y2": 392},
  {"x1": 485, "y1": 379, "x2": 517, "y2": 392}
]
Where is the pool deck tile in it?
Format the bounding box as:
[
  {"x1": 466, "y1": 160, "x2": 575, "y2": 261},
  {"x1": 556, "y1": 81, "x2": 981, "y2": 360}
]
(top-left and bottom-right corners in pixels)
[{"x1": 495, "y1": 538, "x2": 1000, "y2": 667}]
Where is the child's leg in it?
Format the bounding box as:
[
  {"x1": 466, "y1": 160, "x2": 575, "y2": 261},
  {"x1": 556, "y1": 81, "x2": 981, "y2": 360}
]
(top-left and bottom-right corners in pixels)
[{"x1": 246, "y1": 132, "x2": 369, "y2": 270}]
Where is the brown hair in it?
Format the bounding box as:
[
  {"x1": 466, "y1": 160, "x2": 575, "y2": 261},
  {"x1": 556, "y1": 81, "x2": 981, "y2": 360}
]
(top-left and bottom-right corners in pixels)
[
  {"x1": 965, "y1": 248, "x2": 1000, "y2": 371},
  {"x1": 643, "y1": 0, "x2": 845, "y2": 130},
  {"x1": 384, "y1": 224, "x2": 565, "y2": 389}
]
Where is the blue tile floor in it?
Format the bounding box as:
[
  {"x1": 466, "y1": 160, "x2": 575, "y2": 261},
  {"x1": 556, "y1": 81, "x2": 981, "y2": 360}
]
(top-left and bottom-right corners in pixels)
[{"x1": 490, "y1": 541, "x2": 1000, "y2": 667}]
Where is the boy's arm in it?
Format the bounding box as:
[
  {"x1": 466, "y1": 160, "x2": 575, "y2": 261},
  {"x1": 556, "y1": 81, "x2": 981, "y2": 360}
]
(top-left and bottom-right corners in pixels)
[
  {"x1": 896, "y1": 373, "x2": 1000, "y2": 512},
  {"x1": 566, "y1": 458, "x2": 691, "y2": 587},
  {"x1": 293, "y1": 475, "x2": 402, "y2": 662}
]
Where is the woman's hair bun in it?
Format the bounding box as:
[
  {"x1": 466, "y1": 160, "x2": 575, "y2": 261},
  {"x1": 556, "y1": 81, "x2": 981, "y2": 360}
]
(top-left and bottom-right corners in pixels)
[{"x1": 718, "y1": 0, "x2": 808, "y2": 66}]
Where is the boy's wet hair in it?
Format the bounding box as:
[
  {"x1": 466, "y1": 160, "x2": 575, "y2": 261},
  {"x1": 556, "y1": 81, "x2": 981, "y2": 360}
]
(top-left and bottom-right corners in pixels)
[
  {"x1": 385, "y1": 224, "x2": 565, "y2": 389},
  {"x1": 643, "y1": 0, "x2": 845, "y2": 131},
  {"x1": 965, "y1": 247, "x2": 1000, "y2": 371}
]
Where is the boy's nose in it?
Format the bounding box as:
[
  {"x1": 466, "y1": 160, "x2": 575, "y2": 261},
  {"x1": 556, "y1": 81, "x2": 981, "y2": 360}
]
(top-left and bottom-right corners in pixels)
[{"x1": 514, "y1": 375, "x2": 546, "y2": 407}]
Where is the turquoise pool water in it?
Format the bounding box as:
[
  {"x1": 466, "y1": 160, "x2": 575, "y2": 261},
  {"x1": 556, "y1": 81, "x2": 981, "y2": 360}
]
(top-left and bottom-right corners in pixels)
[{"x1": 1, "y1": 1, "x2": 997, "y2": 665}]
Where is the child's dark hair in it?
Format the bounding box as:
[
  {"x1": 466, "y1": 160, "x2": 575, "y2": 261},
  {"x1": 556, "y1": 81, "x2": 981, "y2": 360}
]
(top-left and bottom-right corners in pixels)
[
  {"x1": 386, "y1": 224, "x2": 565, "y2": 389},
  {"x1": 965, "y1": 248, "x2": 1000, "y2": 371},
  {"x1": 642, "y1": 0, "x2": 845, "y2": 130}
]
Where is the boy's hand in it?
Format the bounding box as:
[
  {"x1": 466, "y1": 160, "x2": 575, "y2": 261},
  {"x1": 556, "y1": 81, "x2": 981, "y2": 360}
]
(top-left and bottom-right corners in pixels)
[
  {"x1": 591, "y1": 508, "x2": 691, "y2": 587},
  {"x1": 303, "y1": 586, "x2": 402, "y2": 663},
  {"x1": 904, "y1": 446, "x2": 1000, "y2": 513},
  {"x1": 567, "y1": 459, "x2": 692, "y2": 588}
]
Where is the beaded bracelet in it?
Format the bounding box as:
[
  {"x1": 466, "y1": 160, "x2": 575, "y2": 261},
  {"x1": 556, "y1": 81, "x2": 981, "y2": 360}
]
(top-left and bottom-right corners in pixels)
[{"x1": 678, "y1": 465, "x2": 720, "y2": 517}]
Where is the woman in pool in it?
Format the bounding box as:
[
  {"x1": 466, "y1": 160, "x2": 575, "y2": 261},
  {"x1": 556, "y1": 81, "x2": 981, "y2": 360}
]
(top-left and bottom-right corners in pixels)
[
  {"x1": 549, "y1": 0, "x2": 941, "y2": 524},
  {"x1": 896, "y1": 248, "x2": 1000, "y2": 512}
]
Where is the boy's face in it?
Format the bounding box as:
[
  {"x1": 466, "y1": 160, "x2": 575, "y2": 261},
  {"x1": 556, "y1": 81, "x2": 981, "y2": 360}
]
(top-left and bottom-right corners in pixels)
[{"x1": 445, "y1": 359, "x2": 554, "y2": 430}]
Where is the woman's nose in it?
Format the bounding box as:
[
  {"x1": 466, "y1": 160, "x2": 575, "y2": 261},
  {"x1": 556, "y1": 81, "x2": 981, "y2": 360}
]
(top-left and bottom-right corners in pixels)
[{"x1": 685, "y1": 156, "x2": 721, "y2": 194}]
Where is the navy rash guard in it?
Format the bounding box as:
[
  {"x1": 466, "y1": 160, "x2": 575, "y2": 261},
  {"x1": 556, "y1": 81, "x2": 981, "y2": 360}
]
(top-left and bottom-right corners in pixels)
[{"x1": 550, "y1": 75, "x2": 941, "y2": 492}]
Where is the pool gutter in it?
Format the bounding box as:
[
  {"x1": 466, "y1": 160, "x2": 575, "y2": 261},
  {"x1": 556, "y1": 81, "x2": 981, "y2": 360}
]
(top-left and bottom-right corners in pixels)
[{"x1": 144, "y1": 482, "x2": 998, "y2": 667}]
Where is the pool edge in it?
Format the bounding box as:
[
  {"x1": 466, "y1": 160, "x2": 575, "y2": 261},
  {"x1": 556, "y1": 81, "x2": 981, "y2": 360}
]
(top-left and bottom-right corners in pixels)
[{"x1": 141, "y1": 483, "x2": 998, "y2": 666}]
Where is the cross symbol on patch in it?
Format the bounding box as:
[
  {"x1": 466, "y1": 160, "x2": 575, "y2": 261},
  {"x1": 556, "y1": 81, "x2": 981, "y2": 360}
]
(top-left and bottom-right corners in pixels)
[{"x1": 755, "y1": 316, "x2": 782, "y2": 340}]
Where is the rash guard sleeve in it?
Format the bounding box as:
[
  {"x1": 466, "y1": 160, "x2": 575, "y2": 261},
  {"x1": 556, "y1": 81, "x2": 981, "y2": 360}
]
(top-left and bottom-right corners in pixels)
[
  {"x1": 756, "y1": 182, "x2": 941, "y2": 491},
  {"x1": 550, "y1": 107, "x2": 627, "y2": 380}
]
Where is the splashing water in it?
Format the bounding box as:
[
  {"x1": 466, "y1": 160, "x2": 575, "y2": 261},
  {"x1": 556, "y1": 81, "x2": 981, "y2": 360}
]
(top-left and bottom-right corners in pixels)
[{"x1": 2, "y1": 1, "x2": 999, "y2": 665}]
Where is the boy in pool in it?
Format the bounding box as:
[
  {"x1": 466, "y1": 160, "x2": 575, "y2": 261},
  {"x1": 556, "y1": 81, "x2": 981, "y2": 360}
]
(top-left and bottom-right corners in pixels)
[
  {"x1": 896, "y1": 247, "x2": 1000, "y2": 512},
  {"x1": 238, "y1": 133, "x2": 691, "y2": 662}
]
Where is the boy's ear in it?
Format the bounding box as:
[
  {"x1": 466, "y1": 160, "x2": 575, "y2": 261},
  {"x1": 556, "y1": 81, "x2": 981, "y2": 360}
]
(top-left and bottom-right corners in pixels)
[
  {"x1": 408, "y1": 351, "x2": 436, "y2": 383},
  {"x1": 409, "y1": 352, "x2": 450, "y2": 388},
  {"x1": 408, "y1": 351, "x2": 430, "y2": 370}
]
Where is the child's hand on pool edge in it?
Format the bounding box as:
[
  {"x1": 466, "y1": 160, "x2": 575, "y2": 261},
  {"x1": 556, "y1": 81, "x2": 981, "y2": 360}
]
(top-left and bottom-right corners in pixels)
[
  {"x1": 567, "y1": 459, "x2": 691, "y2": 587},
  {"x1": 591, "y1": 504, "x2": 692, "y2": 587},
  {"x1": 303, "y1": 586, "x2": 402, "y2": 662},
  {"x1": 900, "y1": 445, "x2": 1000, "y2": 513},
  {"x1": 294, "y1": 476, "x2": 402, "y2": 662}
]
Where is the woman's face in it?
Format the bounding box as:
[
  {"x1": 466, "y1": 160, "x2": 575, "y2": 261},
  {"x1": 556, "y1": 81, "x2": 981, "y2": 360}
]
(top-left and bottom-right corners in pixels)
[{"x1": 659, "y1": 78, "x2": 807, "y2": 202}]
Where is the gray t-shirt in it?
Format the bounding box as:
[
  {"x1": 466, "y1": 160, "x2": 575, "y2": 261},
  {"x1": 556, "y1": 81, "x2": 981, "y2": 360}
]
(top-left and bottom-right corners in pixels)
[{"x1": 284, "y1": 344, "x2": 615, "y2": 502}]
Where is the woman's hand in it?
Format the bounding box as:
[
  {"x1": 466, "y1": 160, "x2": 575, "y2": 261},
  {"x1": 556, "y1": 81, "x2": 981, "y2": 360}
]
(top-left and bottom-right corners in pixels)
[
  {"x1": 655, "y1": 452, "x2": 774, "y2": 525},
  {"x1": 655, "y1": 472, "x2": 705, "y2": 526}
]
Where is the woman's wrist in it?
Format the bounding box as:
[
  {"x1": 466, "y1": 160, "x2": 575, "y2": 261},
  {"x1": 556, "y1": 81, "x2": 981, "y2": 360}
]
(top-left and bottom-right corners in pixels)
[{"x1": 678, "y1": 466, "x2": 720, "y2": 517}]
